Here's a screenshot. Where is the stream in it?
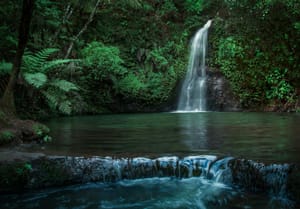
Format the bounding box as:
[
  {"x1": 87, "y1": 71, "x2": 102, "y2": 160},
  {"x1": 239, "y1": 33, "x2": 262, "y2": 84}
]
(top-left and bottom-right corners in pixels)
[{"x1": 1, "y1": 112, "x2": 300, "y2": 209}]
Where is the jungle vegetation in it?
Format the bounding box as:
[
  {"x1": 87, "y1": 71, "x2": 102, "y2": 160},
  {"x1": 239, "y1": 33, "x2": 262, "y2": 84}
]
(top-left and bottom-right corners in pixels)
[{"x1": 0, "y1": 0, "x2": 299, "y2": 122}]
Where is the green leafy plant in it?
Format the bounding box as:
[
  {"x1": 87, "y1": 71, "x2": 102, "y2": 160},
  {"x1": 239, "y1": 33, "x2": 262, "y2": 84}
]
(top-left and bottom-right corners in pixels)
[
  {"x1": 43, "y1": 135, "x2": 52, "y2": 143},
  {"x1": 22, "y1": 48, "x2": 79, "y2": 115},
  {"x1": 0, "y1": 162, "x2": 32, "y2": 191},
  {"x1": 81, "y1": 41, "x2": 126, "y2": 80},
  {"x1": 0, "y1": 61, "x2": 12, "y2": 75},
  {"x1": 0, "y1": 130, "x2": 15, "y2": 144},
  {"x1": 266, "y1": 68, "x2": 294, "y2": 101}
]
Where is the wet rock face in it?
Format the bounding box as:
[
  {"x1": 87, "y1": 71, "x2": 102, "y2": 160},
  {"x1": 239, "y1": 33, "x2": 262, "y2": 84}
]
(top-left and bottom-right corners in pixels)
[
  {"x1": 0, "y1": 154, "x2": 298, "y2": 206},
  {"x1": 228, "y1": 159, "x2": 300, "y2": 207},
  {"x1": 206, "y1": 70, "x2": 241, "y2": 111}
]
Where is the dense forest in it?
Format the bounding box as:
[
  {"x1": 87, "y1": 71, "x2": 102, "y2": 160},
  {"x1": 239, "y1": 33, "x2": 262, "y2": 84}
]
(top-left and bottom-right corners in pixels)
[{"x1": 0, "y1": 0, "x2": 299, "y2": 122}]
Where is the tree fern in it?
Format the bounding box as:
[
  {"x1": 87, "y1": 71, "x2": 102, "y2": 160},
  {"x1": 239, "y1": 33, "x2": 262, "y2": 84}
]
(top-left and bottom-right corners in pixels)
[
  {"x1": 22, "y1": 48, "x2": 78, "y2": 73},
  {"x1": 42, "y1": 59, "x2": 78, "y2": 73},
  {"x1": 21, "y1": 48, "x2": 80, "y2": 115},
  {"x1": 41, "y1": 88, "x2": 73, "y2": 115},
  {"x1": 49, "y1": 79, "x2": 78, "y2": 92},
  {"x1": 23, "y1": 48, "x2": 59, "y2": 73},
  {"x1": 41, "y1": 89, "x2": 59, "y2": 110},
  {"x1": 0, "y1": 61, "x2": 12, "y2": 75},
  {"x1": 58, "y1": 100, "x2": 72, "y2": 115},
  {"x1": 23, "y1": 72, "x2": 48, "y2": 89}
]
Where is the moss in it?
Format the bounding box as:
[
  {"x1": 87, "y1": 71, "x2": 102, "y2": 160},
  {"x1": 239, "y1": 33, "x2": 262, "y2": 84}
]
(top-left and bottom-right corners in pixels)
[
  {"x1": 32, "y1": 123, "x2": 50, "y2": 137},
  {"x1": 33, "y1": 160, "x2": 70, "y2": 187},
  {"x1": 0, "y1": 130, "x2": 15, "y2": 145},
  {"x1": 0, "y1": 162, "x2": 32, "y2": 193}
]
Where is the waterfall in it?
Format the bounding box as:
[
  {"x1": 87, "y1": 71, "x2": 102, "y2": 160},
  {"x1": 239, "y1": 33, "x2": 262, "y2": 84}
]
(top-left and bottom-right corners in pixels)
[{"x1": 177, "y1": 20, "x2": 212, "y2": 112}]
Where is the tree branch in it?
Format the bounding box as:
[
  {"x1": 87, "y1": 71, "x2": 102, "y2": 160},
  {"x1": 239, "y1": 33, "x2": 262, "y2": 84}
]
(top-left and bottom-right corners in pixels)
[{"x1": 64, "y1": 0, "x2": 101, "y2": 59}]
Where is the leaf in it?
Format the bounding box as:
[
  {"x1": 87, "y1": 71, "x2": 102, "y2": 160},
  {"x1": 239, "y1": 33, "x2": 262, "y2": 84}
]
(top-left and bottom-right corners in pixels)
[
  {"x1": 41, "y1": 89, "x2": 59, "y2": 109},
  {"x1": 22, "y1": 48, "x2": 59, "y2": 73},
  {"x1": 41, "y1": 59, "x2": 79, "y2": 73},
  {"x1": 49, "y1": 79, "x2": 78, "y2": 92},
  {"x1": 58, "y1": 100, "x2": 72, "y2": 115},
  {"x1": 0, "y1": 61, "x2": 12, "y2": 75},
  {"x1": 24, "y1": 72, "x2": 48, "y2": 88},
  {"x1": 22, "y1": 48, "x2": 78, "y2": 73}
]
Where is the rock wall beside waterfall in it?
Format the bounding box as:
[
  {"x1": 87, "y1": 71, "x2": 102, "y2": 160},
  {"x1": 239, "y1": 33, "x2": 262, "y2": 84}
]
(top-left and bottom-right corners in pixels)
[{"x1": 206, "y1": 70, "x2": 241, "y2": 111}]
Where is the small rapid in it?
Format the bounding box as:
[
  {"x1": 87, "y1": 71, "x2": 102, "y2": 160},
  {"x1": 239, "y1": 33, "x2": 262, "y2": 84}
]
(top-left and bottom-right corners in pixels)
[{"x1": 1, "y1": 154, "x2": 297, "y2": 209}]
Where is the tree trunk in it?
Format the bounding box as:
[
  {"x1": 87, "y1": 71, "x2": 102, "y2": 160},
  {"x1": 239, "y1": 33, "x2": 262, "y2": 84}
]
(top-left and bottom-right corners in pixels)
[
  {"x1": 0, "y1": 0, "x2": 35, "y2": 119},
  {"x1": 64, "y1": 0, "x2": 101, "y2": 59}
]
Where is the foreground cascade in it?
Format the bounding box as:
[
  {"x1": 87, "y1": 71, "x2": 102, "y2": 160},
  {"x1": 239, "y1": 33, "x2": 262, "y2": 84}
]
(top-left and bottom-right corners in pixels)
[
  {"x1": 0, "y1": 154, "x2": 299, "y2": 208},
  {"x1": 177, "y1": 20, "x2": 212, "y2": 112}
]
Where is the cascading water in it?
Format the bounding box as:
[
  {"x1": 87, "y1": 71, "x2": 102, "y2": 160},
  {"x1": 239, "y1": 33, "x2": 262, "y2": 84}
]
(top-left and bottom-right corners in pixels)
[
  {"x1": 177, "y1": 20, "x2": 212, "y2": 112},
  {"x1": 0, "y1": 155, "x2": 298, "y2": 209},
  {"x1": 1, "y1": 155, "x2": 296, "y2": 209}
]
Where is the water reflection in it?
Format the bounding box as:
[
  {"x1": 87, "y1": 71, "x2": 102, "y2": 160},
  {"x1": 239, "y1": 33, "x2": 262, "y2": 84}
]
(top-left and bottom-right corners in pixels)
[
  {"x1": 25, "y1": 112, "x2": 300, "y2": 164},
  {"x1": 179, "y1": 113, "x2": 209, "y2": 151}
]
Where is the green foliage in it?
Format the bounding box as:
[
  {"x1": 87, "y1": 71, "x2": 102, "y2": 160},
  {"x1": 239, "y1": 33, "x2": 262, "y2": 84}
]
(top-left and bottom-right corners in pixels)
[
  {"x1": 43, "y1": 135, "x2": 52, "y2": 143},
  {"x1": 15, "y1": 163, "x2": 32, "y2": 176},
  {"x1": 0, "y1": 61, "x2": 12, "y2": 75},
  {"x1": 116, "y1": 73, "x2": 146, "y2": 98},
  {"x1": 23, "y1": 48, "x2": 76, "y2": 73},
  {"x1": 49, "y1": 79, "x2": 78, "y2": 92},
  {"x1": 0, "y1": 162, "x2": 32, "y2": 191},
  {"x1": 184, "y1": 0, "x2": 204, "y2": 14},
  {"x1": 212, "y1": 0, "x2": 300, "y2": 109},
  {"x1": 24, "y1": 72, "x2": 48, "y2": 88},
  {"x1": 0, "y1": 130, "x2": 15, "y2": 144},
  {"x1": 146, "y1": 48, "x2": 169, "y2": 71},
  {"x1": 81, "y1": 42, "x2": 126, "y2": 80},
  {"x1": 1, "y1": 0, "x2": 299, "y2": 113},
  {"x1": 32, "y1": 123, "x2": 50, "y2": 137},
  {"x1": 266, "y1": 68, "x2": 294, "y2": 101},
  {"x1": 22, "y1": 48, "x2": 79, "y2": 115}
]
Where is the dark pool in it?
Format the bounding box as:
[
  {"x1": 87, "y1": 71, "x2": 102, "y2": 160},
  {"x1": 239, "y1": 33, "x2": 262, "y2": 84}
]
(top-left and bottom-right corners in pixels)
[{"x1": 40, "y1": 112, "x2": 300, "y2": 164}]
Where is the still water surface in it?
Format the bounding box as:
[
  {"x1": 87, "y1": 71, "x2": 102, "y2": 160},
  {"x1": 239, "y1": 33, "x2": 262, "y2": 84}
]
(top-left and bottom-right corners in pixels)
[{"x1": 42, "y1": 112, "x2": 300, "y2": 164}]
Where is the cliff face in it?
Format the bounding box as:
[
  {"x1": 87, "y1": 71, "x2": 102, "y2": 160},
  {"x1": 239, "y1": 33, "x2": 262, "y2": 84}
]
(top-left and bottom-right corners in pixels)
[{"x1": 206, "y1": 70, "x2": 241, "y2": 112}]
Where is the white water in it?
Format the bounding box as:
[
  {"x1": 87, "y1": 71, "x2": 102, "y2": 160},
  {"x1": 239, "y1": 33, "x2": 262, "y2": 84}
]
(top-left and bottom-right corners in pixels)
[{"x1": 177, "y1": 20, "x2": 212, "y2": 112}]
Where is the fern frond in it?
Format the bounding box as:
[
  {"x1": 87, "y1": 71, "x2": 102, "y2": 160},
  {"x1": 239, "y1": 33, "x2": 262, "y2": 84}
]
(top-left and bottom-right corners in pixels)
[
  {"x1": 22, "y1": 48, "x2": 59, "y2": 73},
  {"x1": 49, "y1": 79, "x2": 78, "y2": 92},
  {"x1": 41, "y1": 89, "x2": 73, "y2": 115},
  {"x1": 35, "y1": 48, "x2": 59, "y2": 60},
  {"x1": 0, "y1": 61, "x2": 12, "y2": 75},
  {"x1": 24, "y1": 72, "x2": 48, "y2": 88},
  {"x1": 58, "y1": 100, "x2": 72, "y2": 115},
  {"x1": 41, "y1": 59, "x2": 79, "y2": 73},
  {"x1": 41, "y1": 89, "x2": 59, "y2": 109}
]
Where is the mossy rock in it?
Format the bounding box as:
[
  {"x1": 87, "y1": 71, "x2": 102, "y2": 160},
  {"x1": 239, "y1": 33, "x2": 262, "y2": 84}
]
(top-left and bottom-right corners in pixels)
[
  {"x1": 0, "y1": 119, "x2": 51, "y2": 145},
  {"x1": 0, "y1": 162, "x2": 32, "y2": 193},
  {"x1": 0, "y1": 129, "x2": 21, "y2": 145},
  {"x1": 11, "y1": 120, "x2": 50, "y2": 142}
]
